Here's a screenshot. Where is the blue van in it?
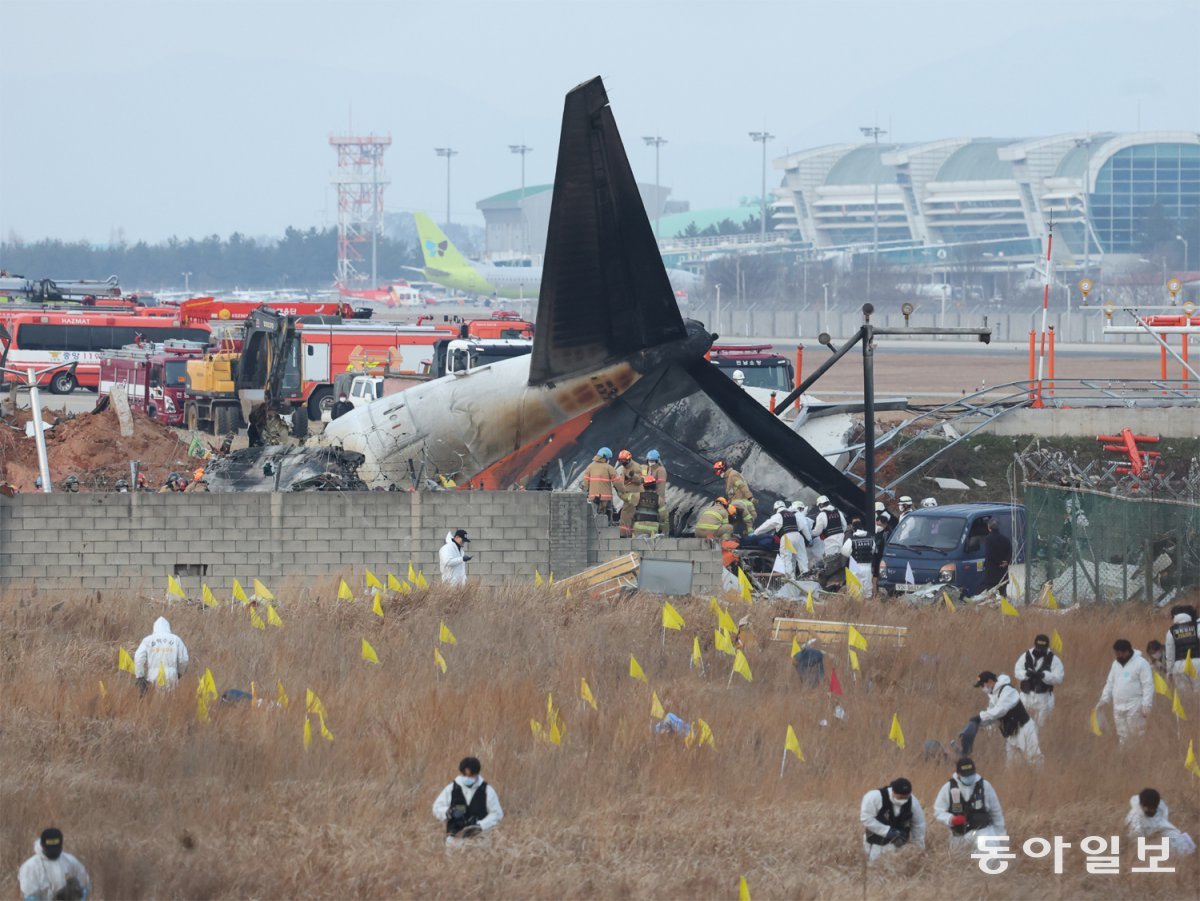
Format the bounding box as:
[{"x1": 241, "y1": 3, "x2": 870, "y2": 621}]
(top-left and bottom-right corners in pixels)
[{"x1": 878, "y1": 503, "x2": 1026, "y2": 597}]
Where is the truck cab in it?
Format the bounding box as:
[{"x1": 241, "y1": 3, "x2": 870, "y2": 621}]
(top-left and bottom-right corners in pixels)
[
  {"x1": 878, "y1": 502, "x2": 1026, "y2": 597},
  {"x1": 709, "y1": 344, "x2": 795, "y2": 392}
]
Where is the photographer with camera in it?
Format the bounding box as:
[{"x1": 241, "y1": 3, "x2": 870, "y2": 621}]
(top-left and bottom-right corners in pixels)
[
  {"x1": 432, "y1": 756, "x2": 504, "y2": 848},
  {"x1": 1014, "y1": 633, "x2": 1064, "y2": 728}
]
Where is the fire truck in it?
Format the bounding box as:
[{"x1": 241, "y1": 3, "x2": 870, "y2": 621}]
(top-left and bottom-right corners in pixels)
[
  {"x1": 709, "y1": 344, "x2": 797, "y2": 392},
  {"x1": 97, "y1": 341, "x2": 209, "y2": 426}
]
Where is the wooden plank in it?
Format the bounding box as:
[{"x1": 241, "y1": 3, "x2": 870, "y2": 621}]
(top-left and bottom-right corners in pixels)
[
  {"x1": 770, "y1": 617, "x2": 907, "y2": 647},
  {"x1": 557, "y1": 553, "x2": 640, "y2": 594}
]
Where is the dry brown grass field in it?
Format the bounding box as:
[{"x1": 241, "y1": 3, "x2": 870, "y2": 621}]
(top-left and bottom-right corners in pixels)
[{"x1": 2, "y1": 580, "x2": 1198, "y2": 899}]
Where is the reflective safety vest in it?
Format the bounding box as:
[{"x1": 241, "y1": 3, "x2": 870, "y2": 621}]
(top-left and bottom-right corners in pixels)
[
  {"x1": 1020, "y1": 650, "x2": 1057, "y2": 694},
  {"x1": 820, "y1": 510, "x2": 846, "y2": 541},
  {"x1": 998, "y1": 691, "x2": 1032, "y2": 737},
  {"x1": 946, "y1": 778, "x2": 992, "y2": 834},
  {"x1": 1170, "y1": 619, "x2": 1200, "y2": 660},
  {"x1": 776, "y1": 509, "x2": 799, "y2": 537},
  {"x1": 583, "y1": 459, "x2": 617, "y2": 500},
  {"x1": 850, "y1": 534, "x2": 875, "y2": 563},
  {"x1": 865, "y1": 788, "x2": 912, "y2": 845},
  {"x1": 696, "y1": 505, "x2": 730, "y2": 534},
  {"x1": 724, "y1": 469, "x2": 753, "y2": 502}
]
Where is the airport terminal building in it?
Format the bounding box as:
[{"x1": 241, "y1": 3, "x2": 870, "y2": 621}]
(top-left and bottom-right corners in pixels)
[{"x1": 771, "y1": 131, "x2": 1200, "y2": 265}]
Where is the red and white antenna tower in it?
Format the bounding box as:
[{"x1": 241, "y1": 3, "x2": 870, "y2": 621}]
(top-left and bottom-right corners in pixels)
[{"x1": 329, "y1": 133, "x2": 391, "y2": 287}]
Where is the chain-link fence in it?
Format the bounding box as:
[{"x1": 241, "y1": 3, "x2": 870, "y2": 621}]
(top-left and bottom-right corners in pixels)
[{"x1": 1024, "y1": 483, "x2": 1200, "y2": 605}]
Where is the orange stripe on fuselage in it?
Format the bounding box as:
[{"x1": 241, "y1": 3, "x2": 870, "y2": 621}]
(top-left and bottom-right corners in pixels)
[{"x1": 465, "y1": 411, "x2": 596, "y2": 491}]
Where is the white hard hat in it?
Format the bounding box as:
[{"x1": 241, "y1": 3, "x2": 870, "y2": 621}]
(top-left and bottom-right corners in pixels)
[
  {"x1": 773, "y1": 500, "x2": 786, "y2": 511},
  {"x1": 899, "y1": 495, "x2": 913, "y2": 506},
  {"x1": 874, "y1": 501, "x2": 885, "y2": 512},
  {"x1": 921, "y1": 497, "x2": 938, "y2": 508},
  {"x1": 789, "y1": 500, "x2": 805, "y2": 512},
  {"x1": 732, "y1": 369, "x2": 745, "y2": 383},
  {"x1": 816, "y1": 495, "x2": 829, "y2": 506}
]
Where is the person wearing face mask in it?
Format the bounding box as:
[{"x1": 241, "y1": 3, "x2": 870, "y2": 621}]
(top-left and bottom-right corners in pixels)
[
  {"x1": 1097, "y1": 639, "x2": 1155, "y2": 745},
  {"x1": 933, "y1": 757, "x2": 1005, "y2": 852},
  {"x1": 859, "y1": 777, "x2": 926, "y2": 863},
  {"x1": 1013, "y1": 633, "x2": 1065, "y2": 728},
  {"x1": 330, "y1": 393, "x2": 354, "y2": 420},
  {"x1": 18, "y1": 828, "x2": 91, "y2": 901},
  {"x1": 971, "y1": 670, "x2": 1043, "y2": 764},
  {"x1": 432, "y1": 756, "x2": 504, "y2": 847}
]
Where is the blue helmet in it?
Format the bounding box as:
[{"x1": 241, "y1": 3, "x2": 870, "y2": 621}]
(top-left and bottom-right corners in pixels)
[
  {"x1": 647, "y1": 449, "x2": 661, "y2": 462},
  {"x1": 598, "y1": 447, "x2": 613, "y2": 459}
]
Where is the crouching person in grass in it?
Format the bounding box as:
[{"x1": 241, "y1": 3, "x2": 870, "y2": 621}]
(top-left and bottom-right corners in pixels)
[{"x1": 433, "y1": 756, "x2": 504, "y2": 849}]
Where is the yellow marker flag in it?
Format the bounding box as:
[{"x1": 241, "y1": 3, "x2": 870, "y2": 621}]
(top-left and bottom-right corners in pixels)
[
  {"x1": 782, "y1": 534, "x2": 796, "y2": 554},
  {"x1": 790, "y1": 634, "x2": 801, "y2": 657},
  {"x1": 320, "y1": 718, "x2": 334, "y2": 742},
  {"x1": 534, "y1": 569, "x2": 545, "y2": 586},
  {"x1": 267, "y1": 604, "x2": 283, "y2": 627},
  {"x1": 1185, "y1": 651, "x2": 1198, "y2": 680},
  {"x1": 167, "y1": 575, "x2": 186, "y2": 599},
  {"x1": 738, "y1": 875, "x2": 751, "y2": 901},
  {"x1": 845, "y1": 568, "x2": 863, "y2": 599},
  {"x1": 805, "y1": 589, "x2": 814, "y2": 614},
  {"x1": 548, "y1": 572, "x2": 555, "y2": 587},
  {"x1": 398, "y1": 581, "x2": 412, "y2": 595},
  {"x1": 365, "y1": 569, "x2": 383, "y2": 590},
  {"x1": 847, "y1": 626, "x2": 868, "y2": 651},
  {"x1": 1171, "y1": 688, "x2": 1187, "y2": 721},
  {"x1": 630, "y1": 654, "x2": 648, "y2": 683},
  {"x1": 709, "y1": 595, "x2": 722, "y2": 617},
  {"x1": 306, "y1": 689, "x2": 326, "y2": 719},
  {"x1": 434, "y1": 646, "x2": 448, "y2": 674},
  {"x1": 277, "y1": 680, "x2": 289, "y2": 709},
  {"x1": 232, "y1": 578, "x2": 249, "y2": 605},
  {"x1": 439, "y1": 621, "x2": 457, "y2": 645},
  {"x1": 337, "y1": 579, "x2": 354, "y2": 602},
  {"x1": 156, "y1": 663, "x2": 167, "y2": 687},
  {"x1": 1046, "y1": 585, "x2": 1059, "y2": 609},
  {"x1": 714, "y1": 628, "x2": 736, "y2": 656},
  {"x1": 372, "y1": 593, "x2": 384, "y2": 618},
  {"x1": 303, "y1": 717, "x2": 313, "y2": 750},
  {"x1": 662, "y1": 601, "x2": 685, "y2": 631},
  {"x1": 548, "y1": 717, "x2": 563, "y2": 746},
  {"x1": 850, "y1": 649, "x2": 861, "y2": 672},
  {"x1": 547, "y1": 692, "x2": 555, "y2": 723},
  {"x1": 1186, "y1": 740, "x2": 1200, "y2": 778},
  {"x1": 98, "y1": 680, "x2": 107, "y2": 699},
  {"x1": 696, "y1": 718, "x2": 715, "y2": 748},
  {"x1": 251, "y1": 681, "x2": 257, "y2": 704},
  {"x1": 197, "y1": 692, "x2": 209, "y2": 723},
  {"x1": 942, "y1": 591, "x2": 956, "y2": 613},
  {"x1": 118, "y1": 647, "x2": 135, "y2": 674},
  {"x1": 888, "y1": 713, "x2": 905, "y2": 749},
  {"x1": 1153, "y1": 670, "x2": 1170, "y2": 696},
  {"x1": 651, "y1": 691, "x2": 665, "y2": 719},
  {"x1": 580, "y1": 677, "x2": 597, "y2": 710},
  {"x1": 1090, "y1": 708, "x2": 1103, "y2": 736},
  {"x1": 530, "y1": 720, "x2": 544, "y2": 740},
  {"x1": 1000, "y1": 597, "x2": 1019, "y2": 616},
  {"x1": 414, "y1": 570, "x2": 429, "y2": 590},
  {"x1": 387, "y1": 572, "x2": 403, "y2": 592},
  {"x1": 737, "y1": 567, "x2": 753, "y2": 603},
  {"x1": 1050, "y1": 629, "x2": 1063, "y2": 655},
  {"x1": 784, "y1": 724, "x2": 805, "y2": 762},
  {"x1": 249, "y1": 607, "x2": 265, "y2": 630},
  {"x1": 200, "y1": 668, "x2": 217, "y2": 700},
  {"x1": 691, "y1": 636, "x2": 702, "y2": 668},
  {"x1": 253, "y1": 579, "x2": 275, "y2": 601},
  {"x1": 716, "y1": 605, "x2": 736, "y2": 635},
  {"x1": 361, "y1": 638, "x2": 380, "y2": 665},
  {"x1": 408, "y1": 562, "x2": 418, "y2": 584},
  {"x1": 732, "y1": 649, "x2": 753, "y2": 682},
  {"x1": 201, "y1": 583, "x2": 219, "y2": 609}
]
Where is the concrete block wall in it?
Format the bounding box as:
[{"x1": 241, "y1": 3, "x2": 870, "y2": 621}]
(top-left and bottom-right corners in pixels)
[
  {"x1": 0, "y1": 491, "x2": 721, "y2": 596},
  {"x1": 595, "y1": 527, "x2": 724, "y2": 596}
]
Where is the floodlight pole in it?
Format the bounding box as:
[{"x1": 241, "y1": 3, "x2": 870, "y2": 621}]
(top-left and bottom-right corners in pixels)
[
  {"x1": 435, "y1": 147, "x2": 458, "y2": 225},
  {"x1": 749, "y1": 131, "x2": 775, "y2": 246},
  {"x1": 642, "y1": 136, "x2": 667, "y2": 240}
]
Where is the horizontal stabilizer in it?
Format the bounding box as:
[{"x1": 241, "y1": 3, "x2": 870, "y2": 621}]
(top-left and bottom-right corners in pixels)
[{"x1": 529, "y1": 76, "x2": 686, "y2": 386}]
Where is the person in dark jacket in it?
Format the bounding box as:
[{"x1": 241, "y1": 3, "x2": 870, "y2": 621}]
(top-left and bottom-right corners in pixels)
[
  {"x1": 980, "y1": 519, "x2": 1012, "y2": 592},
  {"x1": 432, "y1": 756, "x2": 504, "y2": 847},
  {"x1": 330, "y1": 393, "x2": 354, "y2": 420}
]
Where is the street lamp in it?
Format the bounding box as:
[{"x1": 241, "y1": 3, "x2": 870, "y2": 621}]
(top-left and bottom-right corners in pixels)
[
  {"x1": 749, "y1": 131, "x2": 775, "y2": 246},
  {"x1": 642, "y1": 136, "x2": 667, "y2": 239},
  {"x1": 1176, "y1": 234, "x2": 1189, "y2": 271},
  {"x1": 434, "y1": 147, "x2": 458, "y2": 225},
  {"x1": 1073, "y1": 137, "x2": 1095, "y2": 275},
  {"x1": 860, "y1": 126, "x2": 887, "y2": 299},
  {"x1": 509, "y1": 144, "x2": 532, "y2": 257}
]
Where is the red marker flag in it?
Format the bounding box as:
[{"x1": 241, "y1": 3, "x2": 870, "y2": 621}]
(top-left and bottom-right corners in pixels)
[{"x1": 830, "y1": 667, "x2": 844, "y2": 697}]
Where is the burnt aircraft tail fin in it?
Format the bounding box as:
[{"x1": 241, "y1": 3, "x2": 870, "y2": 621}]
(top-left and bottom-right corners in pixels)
[{"x1": 529, "y1": 76, "x2": 686, "y2": 386}]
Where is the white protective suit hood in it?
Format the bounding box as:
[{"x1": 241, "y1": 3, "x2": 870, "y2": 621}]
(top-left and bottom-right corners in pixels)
[
  {"x1": 1174, "y1": 613, "x2": 1193, "y2": 625},
  {"x1": 153, "y1": 616, "x2": 172, "y2": 636}
]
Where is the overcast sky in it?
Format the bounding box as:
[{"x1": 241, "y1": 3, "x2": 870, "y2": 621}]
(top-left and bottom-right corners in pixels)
[{"x1": 2, "y1": 0, "x2": 1197, "y2": 244}]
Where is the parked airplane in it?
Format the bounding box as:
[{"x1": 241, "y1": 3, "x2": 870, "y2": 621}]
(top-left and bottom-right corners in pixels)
[
  {"x1": 413, "y1": 212, "x2": 704, "y2": 300},
  {"x1": 207, "y1": 76, "x2": 863, "y2": 523}
]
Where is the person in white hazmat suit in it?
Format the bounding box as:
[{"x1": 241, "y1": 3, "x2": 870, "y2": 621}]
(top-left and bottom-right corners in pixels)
[
  {"x1": 841, "y1": 524, "x2": 875, "y2": 588},
  {"x1": 1096, "y1": 639, "x2": 1155, "y2": 744},
  {"x1": 750, "y1": 500, "x2": 812, "y2": 577},
  {"x1": 133, "y1": 616, "x2": 189, "y2": 691},
  {"x1": 972, "y1": 671, "x2": 1042, "y2": 764},
  {"x1": 790, "y1": 501, "x2": 823, "y2": 569},
  {"x1": 860, "y1": 777, "x2": 926, "y2": 864},
  {"x1": 1013, "y1": 633, "x2": 1065, "y2": 727},
  {"x1": 432, "y1": 756, "x2": 503, "y2": 848},
  {"x1": 438, "y1": 529, "x2": 471, "y2": 587},
  {"x1": 933, "y1": 757, "x2": 1005, "y2": 852},
  {"x1": 1124, "y1": 788, "x2": 1196, "y2": 856},
  {"x1": 1164, "y1": 605, "x2": 1199, "y2": 684},
  {"x1": 18, "y1": 828, "x2": 91, "y2": 901}
]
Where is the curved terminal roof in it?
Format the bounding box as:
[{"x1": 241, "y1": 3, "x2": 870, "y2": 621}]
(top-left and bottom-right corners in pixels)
[
  {"x1": 824, "y1": 145, "x2": 899, "y2": 186},
  {"x1": 935, "y1": 139, "x2": 1014, "y2": 182}
]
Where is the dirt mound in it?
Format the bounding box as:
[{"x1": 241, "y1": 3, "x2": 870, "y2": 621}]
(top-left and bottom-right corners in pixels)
[{"x1": 0, "y1": 404, "x2": 195, "y2": 491}]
